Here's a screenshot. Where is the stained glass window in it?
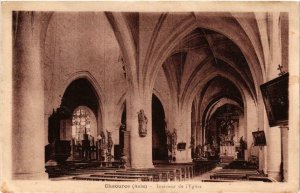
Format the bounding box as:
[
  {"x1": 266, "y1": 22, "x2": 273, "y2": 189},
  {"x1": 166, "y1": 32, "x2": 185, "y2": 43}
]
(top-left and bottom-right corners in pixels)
[{"x1": 71, "y1": 108, "x2": 91, "y2": 141}]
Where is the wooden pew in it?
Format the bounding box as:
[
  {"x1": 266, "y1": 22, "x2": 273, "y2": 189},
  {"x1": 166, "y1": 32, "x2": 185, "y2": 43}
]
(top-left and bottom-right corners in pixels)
[
  {"x1": 213, "y1": 169, "x2": 261, "y2": 178},
  {"x1": 115, "y1": 171, "x2": 164, "y2": 181},
  {"x1": 247, "y1": 176, "x2": 277, "y2": 182},
  {"x1": 130, "y1": 168, "x2": 179, "y2": 181},
  {"x1": 155, "y1": 163, "x2": 194, "y2": 180},
  {"x1": 193, "y1": 160, "x2": 217, "y2": 175},
  {"x1": 210, "y1": 168, "x2": 264, "y2": 181},
  {"x1": 73, "y1": 176, "x2": 137, "y2": 181},
  {"x1": 210, "y1": 173, "x2": 248, "y2": 180},
  {"x1": 202, "y1": 179, "x2": 238, "y2": 182},
  {"x1": 91, "y1": 174, "x2": 153, "y2": 181},
  {"x1": 216, "y1": 169, "x2": 259, "y2": 173},
  {"x1": 155, "y1": 166, "x2": 184, "y2": 180},
  {"x1": 153, "y1": 168, "x2": 181, "y2": 181}
]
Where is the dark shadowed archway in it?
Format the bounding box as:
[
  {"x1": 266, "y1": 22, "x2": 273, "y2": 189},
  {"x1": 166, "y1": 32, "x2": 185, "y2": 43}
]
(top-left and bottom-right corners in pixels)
[{"x1": 152, "y1": 94, "x2": 168, "y2": 161}]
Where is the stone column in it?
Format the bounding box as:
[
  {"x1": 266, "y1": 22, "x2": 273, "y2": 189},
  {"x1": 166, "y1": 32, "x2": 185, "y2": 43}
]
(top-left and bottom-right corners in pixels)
[
  {"x1": 244, "y1": 98, "x2": 258, "y2": 161},
  {"x1": 174, "y1": 108, "x2": 193, "y2": 163},
  {"x1": 126, "y1": 92, "x2": 153, "y2": 168},
  {"x1": 123, "y1": 131, "x2": 131, "y2": 167},
  {"x1": 280, "y1": 126, "x2": 288, "y2": 182},
  {"x1": 13, "y1": 12, "x2": 49, "y2": 179},
  {"x1": 196, "y1": 123, "x2": 202, "y2": 146},
  {"x1": 266, "y1": 12, "x2": 283, "y2": 181},
  {"x1": 266, "y1": 128, "x2": 281, "y2": 181},
  {"x1": 185, "y1": 109, "x2": 193, "y2": 162}
]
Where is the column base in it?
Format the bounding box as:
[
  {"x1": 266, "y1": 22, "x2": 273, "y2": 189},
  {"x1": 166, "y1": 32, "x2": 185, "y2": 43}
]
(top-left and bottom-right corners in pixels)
[
  {"x1": 267, "y1": 170, "x2": 281, "y2": 182},
  {"x1": 13, "y1": 172, "x2": 48, "y2": 180},
  {"x1": 176, "y1": 159, "x2": 193, "y2": 163},
  {"x1": 131, "y1": 162, "x2": 154, "y2": 169}
]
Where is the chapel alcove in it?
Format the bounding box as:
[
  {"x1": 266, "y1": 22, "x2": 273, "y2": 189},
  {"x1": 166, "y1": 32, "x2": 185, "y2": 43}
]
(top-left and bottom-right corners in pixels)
[
  {"x1": 152, "y1": 94, "x2": 168, "y2": 161},
  {"x1": 205, "y1": 104, "x2": 245, "y2": 162},
  {"x1": 46, "y1": 78, "x2": 101, "y2": 162},
  {"x1": 59, "y1": 78, "x2": 100, "y2": 140}
]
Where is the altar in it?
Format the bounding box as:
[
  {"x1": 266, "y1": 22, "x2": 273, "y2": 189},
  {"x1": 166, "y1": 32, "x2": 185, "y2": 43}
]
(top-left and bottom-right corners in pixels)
[
  {"x1": 220, "y1": 145, "x2": 235, "y2": 157},
  {"x1": 219, "y1": 146, "x2": 235, "y2": 163}
]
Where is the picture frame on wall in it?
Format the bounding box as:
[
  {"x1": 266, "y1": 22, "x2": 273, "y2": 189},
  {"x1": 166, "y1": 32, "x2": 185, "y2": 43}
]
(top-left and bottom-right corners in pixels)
[
  {"x1": 252, "y1": 131, "x2": 267, "y2": 146},
  {"x1": 177, "y1": 142, "x2": 186, "y2": 151},
  {"x1": 260, "y1": 73, "x2": 289, "y2": 127}
]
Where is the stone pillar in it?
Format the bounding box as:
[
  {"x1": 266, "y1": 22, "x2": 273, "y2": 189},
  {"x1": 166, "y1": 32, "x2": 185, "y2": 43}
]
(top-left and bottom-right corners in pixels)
[
  {"x1": 280, "y1": 126, "x2": 288, "y2": 182},
  {"x1": 186, "y1": 110, "x2": 193, "y2": 163},
  {"x1": 13, "y1": 12, "x2": 49, "y2": 179},
  {"x1": 196, "y1": 123, "x2": 202, "y2": 146},
  {"x1": 244, "y1": 98, "x2": 258, "y2": 161},
  {"x1": 203, "y1": 125, "x2": 206, "y2": 145},
  {"x1": 126, "y1": 92, "x2": 153, "y2": 168},
  {"x1": 123, "y1": 131, "x2": 131, "y2": 167},
  {"x1": 174, "y1": 108, "x2": 193, "y2": 163},
  {"x1": 266, "y1": 13, "x2": 283, "y2": 181},
  {"x1": 266, "y1": 128, "x2": 281, "y2": 181}
]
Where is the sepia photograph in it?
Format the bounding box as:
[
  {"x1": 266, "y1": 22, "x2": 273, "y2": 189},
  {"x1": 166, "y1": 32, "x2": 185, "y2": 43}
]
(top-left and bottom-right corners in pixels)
[{"x1": 0, "y1": 1, "x2": 299, "y2": 193}]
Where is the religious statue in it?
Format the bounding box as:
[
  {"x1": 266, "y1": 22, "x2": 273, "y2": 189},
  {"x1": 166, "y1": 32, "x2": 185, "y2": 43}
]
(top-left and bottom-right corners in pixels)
[
  {"x1": 212, "y1": 137, "x2": 218, "y2": 149},
  {"x1": 99, "y1": 131, "x2": 106, "y2": 148},
  {"x1": 238, "y1": 136, "x2": 247, "y2": 159},
  {"x1": 99, "y1": 131, "x2": 106, "y2": 161},
  {"x1": 171, "y1": 128, "x2": 177, "y2": 150},
  {"x1": 106, "y1": 130, "x2": 113, "y2": 161},
  {"x1": 120, "y1": 153, "x2": 128, "y2": 169},
  {"x1": 166, "y1": 130, "x2": 172, "y2": 152},
  {"x1": 82, "y1": 127, "x2": 90, "y2": 160},
  {"x1": 138, "y1": 109, "x2": 148, "y2": 137}
]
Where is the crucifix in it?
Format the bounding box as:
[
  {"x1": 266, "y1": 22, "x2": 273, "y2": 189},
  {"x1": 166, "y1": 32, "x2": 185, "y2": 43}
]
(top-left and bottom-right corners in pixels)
[{"x1": 277, "y1": 64, "x2": 286, "y2": 76}]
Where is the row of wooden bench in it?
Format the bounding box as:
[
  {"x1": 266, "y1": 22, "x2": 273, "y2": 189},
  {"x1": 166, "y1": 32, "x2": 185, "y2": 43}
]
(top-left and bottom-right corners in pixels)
[
  {"x1": 203, "y1": 176, "x2": 276, "y2": 182},
  {"x1": 155, "y1": 163, "x2": 194, "y2": 180},
  {"x1": 48, "y1": 160, "x2": 220, "y2": 181},
  {"x1": 193, "y1": 160, "x2": 218, "y2": 175},
  {"x1": 73, "y1": 164, "x2": 195, "y2": 182},
  {"x1": 207, "y1": 169, "x2": 276, "y2": 182}
]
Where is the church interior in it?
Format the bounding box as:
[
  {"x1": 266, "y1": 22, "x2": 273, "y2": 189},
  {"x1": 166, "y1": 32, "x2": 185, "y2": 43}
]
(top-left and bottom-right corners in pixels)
[{"x1": 12, "y1": 11, "x2": 291, "y2": 182}]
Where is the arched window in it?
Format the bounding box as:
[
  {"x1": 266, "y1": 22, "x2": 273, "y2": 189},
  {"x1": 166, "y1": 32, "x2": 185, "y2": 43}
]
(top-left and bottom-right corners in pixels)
[{"x1": 71, "y1": 106, "x2": 97, "y2": 143}]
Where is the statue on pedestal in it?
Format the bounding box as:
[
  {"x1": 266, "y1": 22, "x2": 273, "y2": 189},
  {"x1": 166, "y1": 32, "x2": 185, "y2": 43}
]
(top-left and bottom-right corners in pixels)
[
  {"x1": 138, "y1": 109, "x2": 148, "y2": 137},
  {"x1": 99, "y1": 131, "x2": 107, "y2": 161},
  {"x1": 238, "y1": 136, "x2": 247, "y2": 159},
  {"x1": 106, "y1": 130, "x2": 113, "y2": 161},
  {"x1": 82, "y1": 127, "x2": 90, "y2": 160},
  {"x1": 171, "y1": 128, "x2": 177, "y2": 150}
]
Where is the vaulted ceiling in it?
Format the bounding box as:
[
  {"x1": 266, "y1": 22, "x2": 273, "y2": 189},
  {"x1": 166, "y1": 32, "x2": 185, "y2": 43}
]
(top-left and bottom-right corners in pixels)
[{"x1": 162, "y1": 27, "x2": 254, "y2": 114}]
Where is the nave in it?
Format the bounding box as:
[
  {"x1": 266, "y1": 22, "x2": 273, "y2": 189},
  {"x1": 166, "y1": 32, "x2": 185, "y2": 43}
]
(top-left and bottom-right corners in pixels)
[{"x1": 11, "y1": 10, "x2": 293, "y2": 183}]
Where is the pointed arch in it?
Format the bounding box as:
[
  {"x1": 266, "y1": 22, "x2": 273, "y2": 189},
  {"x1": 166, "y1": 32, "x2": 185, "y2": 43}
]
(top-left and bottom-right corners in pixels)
[
  {"x1": 146, "y1": 14, "x2": 265, "y2": 101},
  {"x1": 60, "y1": 71, "x2": 104, "y2": 131}
]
